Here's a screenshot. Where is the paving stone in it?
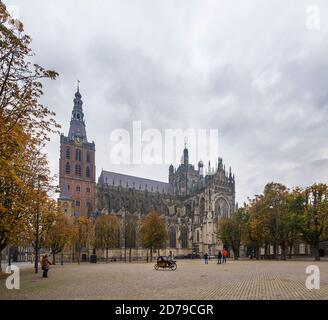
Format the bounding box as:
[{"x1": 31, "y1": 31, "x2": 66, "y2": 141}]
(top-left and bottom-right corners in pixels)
[{"x1": 0, "y1": 260, "x2": 327, "y2": 300}]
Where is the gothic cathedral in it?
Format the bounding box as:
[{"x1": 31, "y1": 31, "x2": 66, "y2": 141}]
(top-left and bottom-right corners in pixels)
[{"x1": 59, "y1": 87, "x2": 236, "y2": 256}]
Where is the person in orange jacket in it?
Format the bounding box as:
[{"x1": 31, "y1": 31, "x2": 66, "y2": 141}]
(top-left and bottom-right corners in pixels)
[{"x1": 222, "y1": 249, "x2": 228, "y2": 264}]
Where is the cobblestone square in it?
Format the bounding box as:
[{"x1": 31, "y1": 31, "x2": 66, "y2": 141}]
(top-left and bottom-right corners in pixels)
[{"x1": 1, "y1": 260, "x2": 328, "y2": 300}]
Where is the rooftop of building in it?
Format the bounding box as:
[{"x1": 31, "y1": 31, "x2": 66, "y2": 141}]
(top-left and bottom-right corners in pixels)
[{"x1": 98, "y1": 170, "x2": 170, "y2": 193}]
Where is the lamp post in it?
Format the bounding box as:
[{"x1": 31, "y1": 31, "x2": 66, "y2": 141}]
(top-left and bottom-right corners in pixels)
[
  {"x1": 191, "y1": 209, "x2": 194, "y2": 259},
  {"x1": 34, "y1": 175, "x2": 42, "y2": 274},
  {"x1": 8, "y1": 246, "x2": 11, "y2": 268},
  {"x1": 269, "y1": 204, "x2": 279, "y2": 259},
  {"x1": 124, "y1": 207, "x2": 127, "y2": 263}
]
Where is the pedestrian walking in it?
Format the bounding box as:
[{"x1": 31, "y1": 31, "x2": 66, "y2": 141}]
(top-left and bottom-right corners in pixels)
[
  {"x1": 41, "y1": 255, "x2": 52, "y2": 278},
  {"x1": 204, "y1": 252, "x2": 209, "y2": 265},
  {"x1": 217, "y1": 250, "x2": 222, "y2": 264}
]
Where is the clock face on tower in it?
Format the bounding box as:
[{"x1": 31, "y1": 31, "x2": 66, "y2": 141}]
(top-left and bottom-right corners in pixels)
[{"x1": 74, "y1": 136, "x2": 82, "y2": 146}]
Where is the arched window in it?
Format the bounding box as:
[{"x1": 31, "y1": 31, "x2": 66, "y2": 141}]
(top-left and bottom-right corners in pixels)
[
  {"x1": 86, "y1": 151, "x2": 91, "y2": 163},
  {"x1": 76, "y1": 149, "x2": 82, "y2": 161},
  {"x1": 65, "y1": 162, "x2": 70, "y2": 175},
  {"x1": 215, "y1": 198, "x2": 230, "y2": 218},
  {"x1": 181, "y1": 226, "x2": 188, "y2": 249},
  {"x1": 86, "y1": 201, "x2": 92, "y2": 214},
  {"x1": 75, "y1": 164, "x2": 81, "y2": 177},
  {"x1": 197, "y1": 230, "x2": 200, "y2": 242},
  {"x1": 200, "y1": 198, "x2": 205, "y2": 218},
  {"x1": 66, "y1": 147, "x2": 70, "y2": 159},
  {"x1": 76, "y1": 185, "x2": 81, "y2": 192},
  {"x1": 86, "y1": 166, "x2": 91, "y2": 178},
  {"x1": 169, "y1": 226, "x2": 176, "y2": 248}
]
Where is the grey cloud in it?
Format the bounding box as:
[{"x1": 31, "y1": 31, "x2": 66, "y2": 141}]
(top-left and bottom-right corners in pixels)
[{"x1": 6, "y1": 0, "x2": 328, "y2": 203}]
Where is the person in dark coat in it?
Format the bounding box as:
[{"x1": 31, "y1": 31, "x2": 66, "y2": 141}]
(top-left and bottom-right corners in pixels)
[
  {"x1": 41, "y1": 255, "x2": 52, "y2": 278},
  {"x1": 217, "y1": 250, "x2": 222, "y2": 264},
  {"x1": 204, "y1": 252, "x2": 209, "y2": 265}
]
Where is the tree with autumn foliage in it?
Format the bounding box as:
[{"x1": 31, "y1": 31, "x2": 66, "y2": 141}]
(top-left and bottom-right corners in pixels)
[
  {"x1": 72, "y1": 216, "x2": 94, "y2": 264},
  {"x1": 21, "y1": 197, "x2": 62, "y2": 262},
  {"x1": 43, "y1": 208, "x2": 76, "y2": 265},
  {"x1": 125, "y1": 215, "x2": 138, "y2": 262},
  {"x1": 0, "y1": 149, "x2": 56, "y2": 271},
  {"x1": 0, "y1": 2, "x2": 59, "y2": 272},
  {"x1": 262, "y1": 183, "x2": 289, "y2": 259},
  {"x1": 217, "y1": 208, "x2": 247, "y2": 260},
  {"x1": 245, "y1": 183, "x2": 301, "y2": 260},
  {"x1": 139, "y1": 210, "x2": 167, "y2": 262},
  {"x1": 244, "y1": 195, "x2": 270, "y2": 260},
  {"x1": 94, "y1": 215, "x2": 120, "y2": 263},
  {"x1": 301, "y1": 184, "x2": 328, "y2": 261},
  {"x1": 244, "y1": 183, "x2": 328, "y2": 261},
  {"x1": 283, "y1": 187, "x2": 305, "y2": 259}
]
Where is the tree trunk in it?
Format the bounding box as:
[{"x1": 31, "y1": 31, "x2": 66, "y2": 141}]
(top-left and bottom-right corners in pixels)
[
  {"x1": 106, "y1": 248, "x2": 108, "y2": 263},
  {"x1": 264, "y1": 243, "x2": 269, "y2": 259},
  {"x1": 77, "y1": 250, "x2": 81, "y2": 264},
  {"x1": 280, "y1": 242, "x2": 287, "y2": 260},
  {"x1": 273, "y1": 244, "x2": 277, "y2": 259},
  {"x1": 0, "y1": 242, "x2": 8, "y2": 273},
  {"x1": 233, "y1": 248, "x2": 239, "y2": 260},
  {"x1": 52, "y1": 252, "x2": 56, "y2": 265},
  {"x1": 232, "y1": 243, "x2": 239, "y2": 260},
  {"x1": 312, "y1": 244, "x2": 320, "y2": 261},
  {"x1": 255, "y1": 245, "x2": 260, "y2": 260},
  {"x1": 150, "y1": 247, "x2": 153, "y2": 262},
  {"x1": 129, "y1": 248, "x2": 132, "y2": 263},
  {"x1": 288, "y1": 242, "x2": 293, "y2": 259}
]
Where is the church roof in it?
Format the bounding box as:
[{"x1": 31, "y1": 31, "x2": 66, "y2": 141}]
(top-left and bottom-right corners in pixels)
[{"x1": 99, "y1": 170, "x2": 169, "y2": 193}]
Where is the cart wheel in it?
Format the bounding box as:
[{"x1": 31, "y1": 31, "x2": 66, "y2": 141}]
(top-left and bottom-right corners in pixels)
[
  {"x1": 154, "y1": 264, "x2": 159, "y2": 270},
  {"x1": 170, "y1": 263, "x2": 177, "y2": 271}
]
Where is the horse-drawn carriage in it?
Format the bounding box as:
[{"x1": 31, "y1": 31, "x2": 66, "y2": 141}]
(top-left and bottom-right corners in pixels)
[{"x1": 154, "y1": 256, "x2": 177, "y2": 271}]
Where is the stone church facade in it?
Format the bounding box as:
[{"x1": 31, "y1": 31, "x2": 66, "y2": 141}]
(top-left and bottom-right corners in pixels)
[
  {"x1": 59, "y1": 87, "x2": 236, "y2": 257},
  {"x1": 97, "y1": 147, "x2": 236, "y2": 256}
]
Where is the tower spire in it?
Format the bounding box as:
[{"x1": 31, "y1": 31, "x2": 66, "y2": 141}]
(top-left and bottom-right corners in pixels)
[
  {"x1": 68, "y1": 84, "x2": 87, "y2": 141},
  {"x1": 183, "y1": 142, "x2": 189, "y2": 166},
  {"x1": 184, "y1": 136, "x2": 188, "y2": 149}
]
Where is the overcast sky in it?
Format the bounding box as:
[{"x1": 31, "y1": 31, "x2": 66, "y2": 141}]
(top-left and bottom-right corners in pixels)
[{"x1": 5, "y1": 0, "x2": 328, "y2": 204}]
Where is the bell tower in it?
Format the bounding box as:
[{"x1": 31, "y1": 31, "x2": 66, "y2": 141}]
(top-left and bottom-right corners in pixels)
[{"x1": 58, "y1": 83, "x2": 96, "y2": 217}]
